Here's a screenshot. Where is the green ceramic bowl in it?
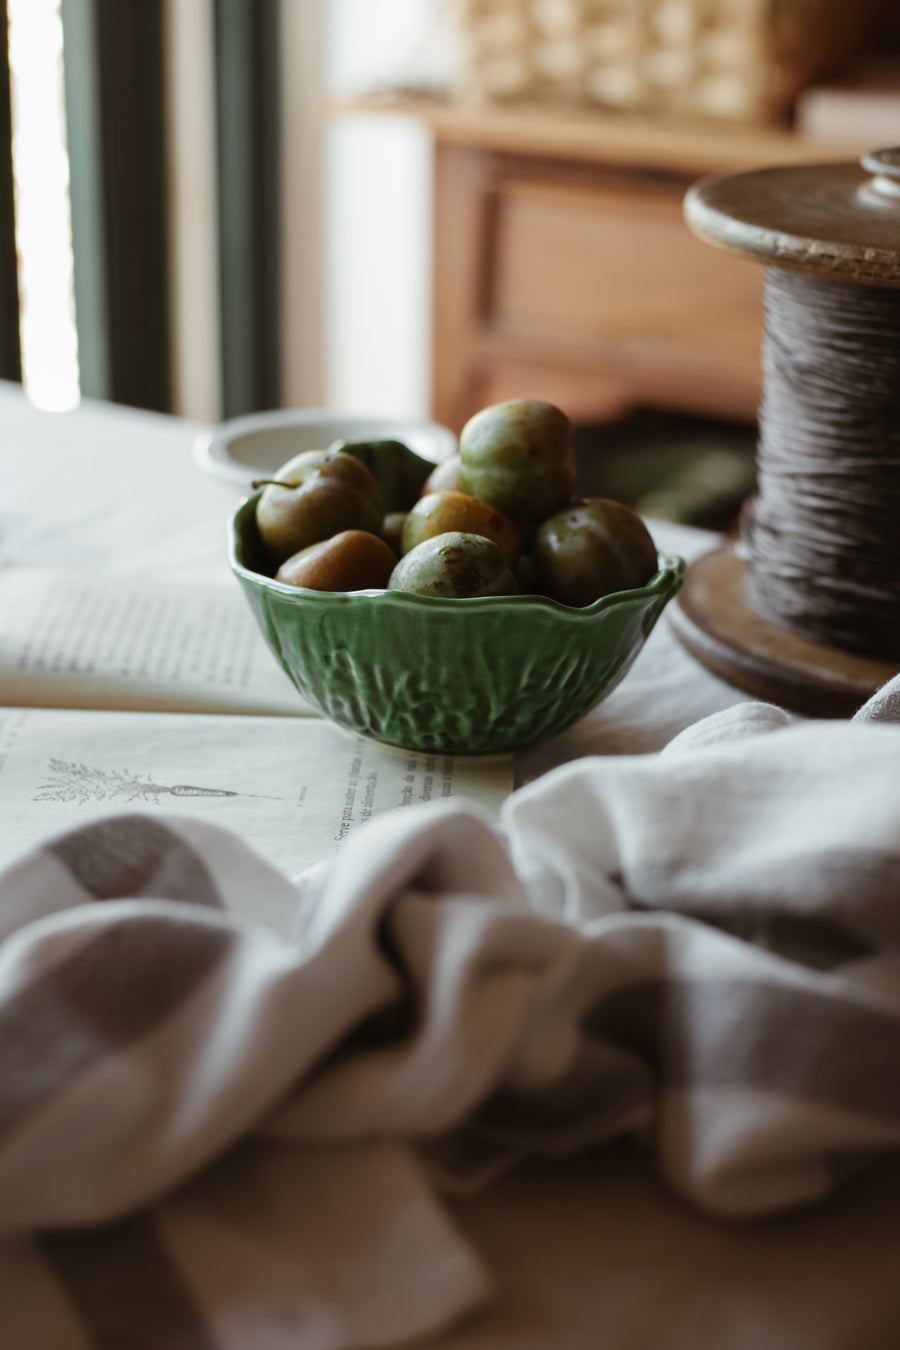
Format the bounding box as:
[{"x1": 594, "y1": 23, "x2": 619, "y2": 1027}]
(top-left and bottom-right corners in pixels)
[{"x1": 228, "y1": 474, "x2": 684, "y2": 755}]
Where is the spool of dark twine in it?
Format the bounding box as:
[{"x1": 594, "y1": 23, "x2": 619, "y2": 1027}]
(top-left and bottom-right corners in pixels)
[
  {"x1": 743, "y1": 268, "x2": 900, "y2": 661},
  {"x1": 669, "y1": 148, "x2": 900, "y2": 714}
]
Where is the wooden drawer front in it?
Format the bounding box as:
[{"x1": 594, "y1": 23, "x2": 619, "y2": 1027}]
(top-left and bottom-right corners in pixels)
[{"x1": 488, "y1": 173, "x2": 762, "y2": 367}]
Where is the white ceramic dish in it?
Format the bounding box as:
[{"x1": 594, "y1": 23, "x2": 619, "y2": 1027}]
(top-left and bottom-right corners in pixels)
[{"x1": 193, "y1": 407, "x2": 458, "y2": 490}]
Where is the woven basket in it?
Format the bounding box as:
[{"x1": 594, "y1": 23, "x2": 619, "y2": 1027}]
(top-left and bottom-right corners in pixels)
[{"x1": 448, "y1": 0, "x2": 879, "y2": 123}]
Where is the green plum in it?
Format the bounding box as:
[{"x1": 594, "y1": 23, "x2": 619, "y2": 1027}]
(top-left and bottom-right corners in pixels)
[
  {"x1": 381, "y1": 511, "x2": 408, "y2": 555},
  {"x1": 458, "y1": 399, "x2": 576, "y2": 542},
  {"x1": 401, "y1": 490, "x2": 521, "y2": 566},
  {"x1": 420, "y1": 453, "x2": 463, "y2": 497},
  {"x1": 388, "y1": 532, "x2": 520, "y2": 598},
  {"x1": 276, "y1": 529, "x2": 397, "y2": 592},
  {"x1": 533, "y1": 498, "x2": 659, "y2": 607},
  {"x1": 255, "y1": 448, "x2": 384, "y2": 568}
]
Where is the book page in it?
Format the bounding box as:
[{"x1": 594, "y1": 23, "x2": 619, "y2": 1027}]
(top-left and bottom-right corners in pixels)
[
  {"x1": 0, "y1": 568, "x2": 309, "y2": 716},
  {"x1": 0, "y1": 708, "x2": 514, "y2": 933}
]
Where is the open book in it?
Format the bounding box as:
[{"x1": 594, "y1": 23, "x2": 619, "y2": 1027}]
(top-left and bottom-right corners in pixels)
[
  {"x1": 0, "y1": 570, "x2": 514, "y2": 886},
  {"x1": 0, "y1": 567, "x2": 307, "y2": 715},
  {"x1": 0, "y1": 708, "x2": 512, "y2": 894}
]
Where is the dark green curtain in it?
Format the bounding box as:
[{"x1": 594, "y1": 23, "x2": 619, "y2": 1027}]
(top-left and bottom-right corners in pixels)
[
  {"x1": 59, "y1": 0, "x2": 282, "y2": 418},
  {"x1": 213, "y1": 0, "x2": 281, "y2": 418},
  {"x1": 0, "y1": 0, "x2": 21, "y2": 383}
]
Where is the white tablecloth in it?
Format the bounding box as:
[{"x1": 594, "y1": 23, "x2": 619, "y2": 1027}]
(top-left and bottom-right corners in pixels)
[{"x1": 3, "y1": 383, "x2": 897, "y2": 1349}]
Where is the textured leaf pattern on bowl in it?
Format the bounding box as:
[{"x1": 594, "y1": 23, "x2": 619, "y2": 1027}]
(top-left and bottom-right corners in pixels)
[{"x1": 230, "y1": 491, "x2": 684, "y2": 754}]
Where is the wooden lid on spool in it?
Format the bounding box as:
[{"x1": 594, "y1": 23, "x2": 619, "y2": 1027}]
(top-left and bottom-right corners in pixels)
[
  {"x1": 684, "y1": 147, "x2": 900, "y2": 287},
  {"x1": 669, "y1": 147, "x2": 900, "y2": 716}
]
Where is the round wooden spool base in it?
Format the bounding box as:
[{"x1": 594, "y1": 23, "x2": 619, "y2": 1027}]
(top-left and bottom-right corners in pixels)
[{"x1": 667, "y1": 547, "x2": 899, "y2": 718}]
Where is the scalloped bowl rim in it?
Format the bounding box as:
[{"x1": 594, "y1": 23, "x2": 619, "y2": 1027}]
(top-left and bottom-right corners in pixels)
[{"x1": 228, "y1": 492, "x2": 685, "y2": 615}]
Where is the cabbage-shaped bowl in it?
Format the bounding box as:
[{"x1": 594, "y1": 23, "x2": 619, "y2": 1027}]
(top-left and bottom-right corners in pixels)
[{"x1": 229, "y1": 492, "x2": 684, "y2": 756}]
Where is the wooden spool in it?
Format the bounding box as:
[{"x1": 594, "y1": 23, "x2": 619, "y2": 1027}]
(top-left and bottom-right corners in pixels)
[{"x1": 668, "y1": 148, "x2": 900, "y2": 716}]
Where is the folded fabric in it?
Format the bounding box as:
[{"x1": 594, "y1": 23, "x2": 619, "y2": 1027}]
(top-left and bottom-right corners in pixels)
[{"x1": 1, "y1": 677, "x2": 899, "y2": 1349}]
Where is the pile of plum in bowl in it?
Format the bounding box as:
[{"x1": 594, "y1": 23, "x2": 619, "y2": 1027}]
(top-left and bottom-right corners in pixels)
[{"x1": 228, "y1": 399, "x2": 684, "y2": 755}]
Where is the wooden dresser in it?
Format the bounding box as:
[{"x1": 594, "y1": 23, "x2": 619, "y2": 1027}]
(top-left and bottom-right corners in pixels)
[{"x1": 352, "y1": 97, "x2": 861, "y2": 434}]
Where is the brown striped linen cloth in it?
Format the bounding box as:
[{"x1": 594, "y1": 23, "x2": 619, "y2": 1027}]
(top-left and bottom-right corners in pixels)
[{"x1": 1, "y1": 680, "x2": 899, "y2": 1349}]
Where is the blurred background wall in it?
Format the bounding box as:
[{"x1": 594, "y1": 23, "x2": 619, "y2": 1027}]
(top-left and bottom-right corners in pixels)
[{"x1": 322, "y1": 0, "x2": 442, "y2": 420}]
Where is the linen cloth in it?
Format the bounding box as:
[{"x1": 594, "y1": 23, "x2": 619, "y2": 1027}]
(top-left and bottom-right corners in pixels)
[{"x1": 0, "y1": 679, "x2": 899, "y2": 1348}]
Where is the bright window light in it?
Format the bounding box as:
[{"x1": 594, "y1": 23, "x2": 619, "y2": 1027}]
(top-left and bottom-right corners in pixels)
[{"x1": 7, "y1": 0, "x2": 80, "y2": 411}]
